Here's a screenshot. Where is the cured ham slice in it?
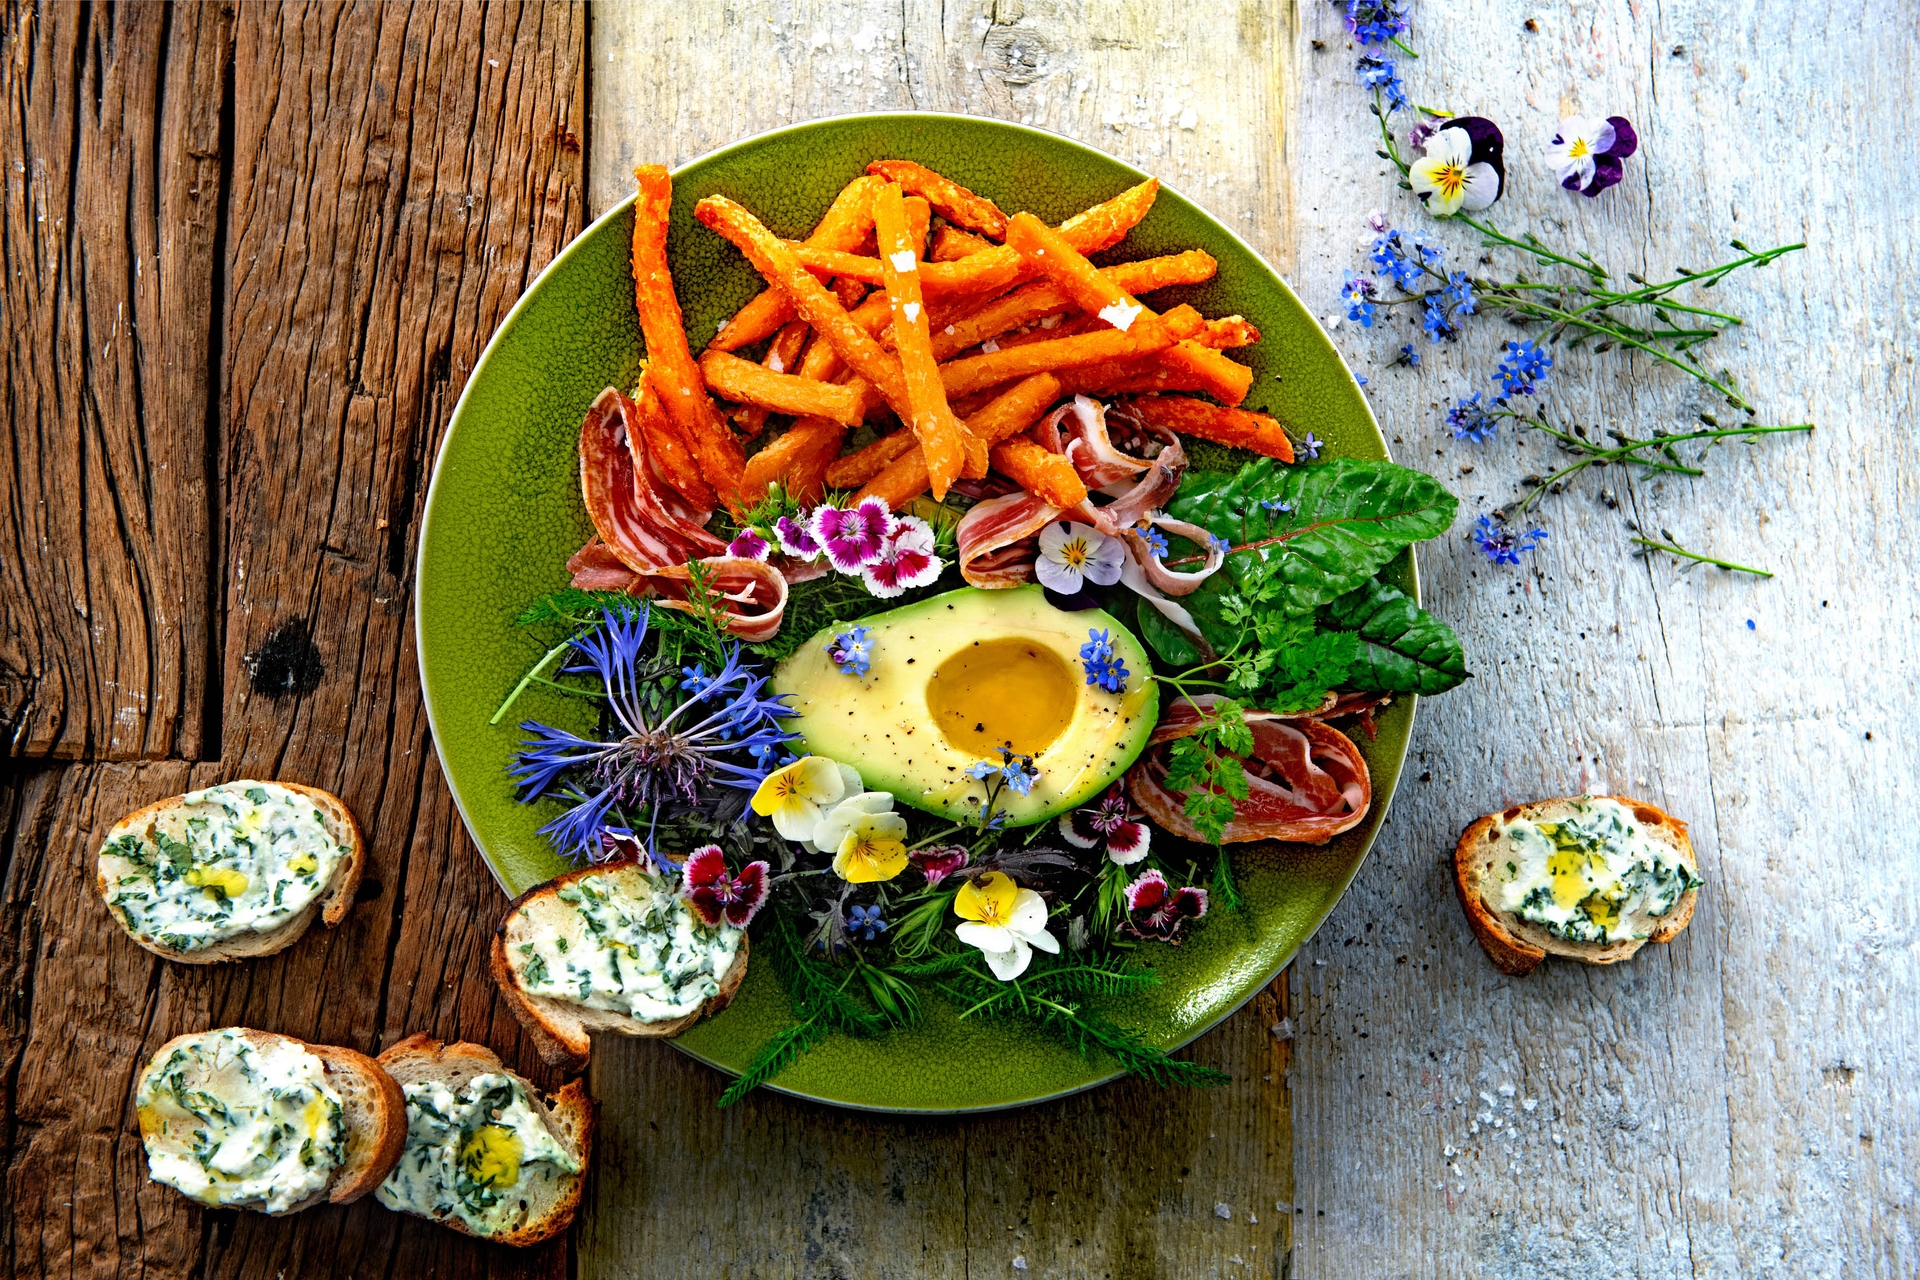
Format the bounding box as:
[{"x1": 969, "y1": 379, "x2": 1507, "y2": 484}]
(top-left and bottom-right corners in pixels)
[
  {"x1": 1128, "y1": 695, "x2": 1371, "y2": 845},
  {"x1": 643, "y1": 557, "x2": 790, "y2": 643},
  {"x1": 578, "y1": 386, "x2": 726, "y2": 571},
  {"x1": 955, "y1": 491, "x2": 1061, "y2": 587},
  {"x1": 566, "y1": 539, "x2": 641, "y2": 591}
]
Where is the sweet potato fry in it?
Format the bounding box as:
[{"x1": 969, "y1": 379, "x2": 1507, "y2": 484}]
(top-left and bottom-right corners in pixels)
[
  {"x1": 904, "y1": 194, "x2": 931, "y2": 256},
  {"x1": 1060, "y1": 362, "x2": 1212, "y2": 397},
  {"x1": 633, "y1": 166, "x2": 745, "y2": 508},
  {"x1": 929, "y1": 225, "x2": 993, "y2": 260},
  {"x1": 784, "y1": 419, "x2": 844, "y2": 504},
  {"x1": 868, "y1": 159, "x2": 1011, "y2": 239},
  {"x1": 1114, "y1": 395, "x2": 1295, "y2": 463},
  {"x1": 633, "y1": 374, "x2": 717, "y2": 510},
  {"x1": 991, "y1": 436, "x2": 1088, "y2": 509},
  {"x1": 710, "y1": 174, "x2": 883, "y2": 352},
  {"x1": 741, "y1": 415, "x2": 845, "y2": 505},
  {"x1": 731, "y1": 320, "x2": 812, "y2": 440},
  {"x1": 825, "y1": 429, "x2": 919, "y2": 489},
  {"x1": 1161, "y1": 341, "x2": 1255, "y2": 406},
  {"x1": 986, "y1": 312, "x2": 1103, "y2": 352},
  {"x1": 786, "y1": 244, "x2": 1026, "y2": 297},
  {"x1": 938, "y1": 315, "x2": 1185, "y2": 399},
  {"x1": 1199, "y1": 315, "x2": 1260, "y2": 349},
  {"x1": 928, "y1": 250, "x2": 1217, "y2": 360},
  {"x1": 875, "y1": 182, "x2": 966, "y2": 499},
  {"x1": 1057, "y1": 177, "x2": 1159, "y2": 255},
  {"x1": 699, "y1": 350, "x2": 868, "y2": 426},
  {"x1": 695, "y1": 195, "x2": 916, "y2": 416},
  {"x1": 1005, "y1": 211, "x2": 1172, "y2": 348},
  {"x1": 854, "y1": 374, "x2": 1064, "y2": 510}
]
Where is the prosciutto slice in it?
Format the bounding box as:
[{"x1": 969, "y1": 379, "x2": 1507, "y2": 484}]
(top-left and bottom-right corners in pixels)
[
  {"x1": 578, "y1": 386, "x2": 726, "y2": 571},
  {"x1": 643, "y1": 556, "x2": 790, "y2": 643},
  {"x1": 1128, "y1": 694, "x2": 1372, "y2": 845},
  {"x1": 566, "y1": 539, "x2": 642, "y2": 591},
  {"x1": 955, "y1": 491, "x2": 1061, "y2": 587}
]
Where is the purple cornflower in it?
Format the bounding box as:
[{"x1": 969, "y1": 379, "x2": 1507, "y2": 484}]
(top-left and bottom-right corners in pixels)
[
  {"x1": 1448, "y1": 392, "x2": 1498, "y2": 443},
  {"x1": 1494, "y1": 340, "x2": 1553, "y2": 396},
  {"x1": 510, "y1": 605, "x2": 797, "y2": 861},
  {"x1": 1473, "y1": 515, "x2": 1547, "y2": 565}
]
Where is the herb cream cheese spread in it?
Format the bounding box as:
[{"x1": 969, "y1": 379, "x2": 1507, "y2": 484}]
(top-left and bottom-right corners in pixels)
[
  {"x1": 1496, "y1": 797, "x2": 1702, "y2": 944},
  {"x1": 513, "y1": 868, "x2": 742, "y2": 1021},
  {"x1": 376, "y1": 1073, "x2": 579, "y2": 1234},
  {"x1": 100, "y1": 781, "x2": 345, "y2": 952},
  {"x1": 135, "y1": 1029, "x2": 346, "y2": 1213}
]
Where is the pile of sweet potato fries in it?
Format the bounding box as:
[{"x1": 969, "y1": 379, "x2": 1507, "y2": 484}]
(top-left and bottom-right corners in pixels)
[{"x1": 620, "y1": 160, "x2": 1295, "y2": 518}]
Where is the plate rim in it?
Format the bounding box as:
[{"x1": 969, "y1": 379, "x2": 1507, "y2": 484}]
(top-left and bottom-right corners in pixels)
[{"x1": 416, "y1": 109, "x2": 1418, "y2": 1113}]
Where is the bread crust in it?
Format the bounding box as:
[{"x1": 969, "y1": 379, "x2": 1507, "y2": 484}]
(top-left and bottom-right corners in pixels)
[
  {"x1": 96, "y1": 781, "x2": 366, "y2": 965},
  {"x1": 375, "y1": 1033, "x2": 596, "y2": 1246},
  {"x1": 134, "y1": 1028, "x2": 406, "y2": 1215},
  {"x1": 1455, "y1": 794, "x2": 1699, "y2": 976},
  {"x1": 490, "y1": 859, "x2": 750, "y2": 1070}
]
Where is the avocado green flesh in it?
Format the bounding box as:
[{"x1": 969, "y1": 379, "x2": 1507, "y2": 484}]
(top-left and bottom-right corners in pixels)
[{"x1": 772, "y1": 586, "x2": 1159, "y2": 825}]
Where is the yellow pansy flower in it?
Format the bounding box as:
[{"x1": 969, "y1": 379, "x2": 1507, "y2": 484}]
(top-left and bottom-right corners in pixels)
[
  {"x1": 750, "y1": 756, "x2": 856, "y2": 842},
  {"x1": 830, "y1": 811, "x2": 910, "y2": 883},
  {"x1": 953, "y1": 871, "x2": 1058, "y2": 980}
]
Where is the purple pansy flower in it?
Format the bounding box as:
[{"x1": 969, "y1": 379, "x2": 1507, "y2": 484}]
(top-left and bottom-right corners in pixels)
[
  {"x1": 1123, "y1": 868, "x2": 1209, "y2": 943},
  {"x1": 1548, "y1": 115, "x2": 1639, "y2": 197},
  {"x1": 681, "y1": 843, "x2": 770, "y2": 928},
  {"x1": 1058, "y1": 784, "x2": 1151, "y2": 866},
  {"x1": 726, "y1": 527, "x2": 771, "y2": 561},
  {"x1": 813, "y1": 497, "x2": 893, "y2": 573},
  {"x1": 1410, "y1": 117, "x2": 1505, "y2": 216}
]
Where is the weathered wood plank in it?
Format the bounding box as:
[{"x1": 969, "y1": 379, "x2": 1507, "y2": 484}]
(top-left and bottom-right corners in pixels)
[
  {"x1": 0, "y1": 0, "x2": 226, "y2": 760},
  {"x1": 1284, "y1": 1, "x2": 1920, "y2": 1276},
  {"x1": 1, "y1": 3, "x2": 589, "y2": 1276},
  {"x1": 587, "y1": 4, "x2": 1296, "y2": 1276}
]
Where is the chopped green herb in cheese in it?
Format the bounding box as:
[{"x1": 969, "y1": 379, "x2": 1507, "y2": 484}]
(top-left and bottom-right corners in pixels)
[
  {"x1": 1496, "y1": 797, "x2": 1703, "y2": 944},
  {"x1": 376, "y1": 1073, "x2": 579, "y2": 1234}
]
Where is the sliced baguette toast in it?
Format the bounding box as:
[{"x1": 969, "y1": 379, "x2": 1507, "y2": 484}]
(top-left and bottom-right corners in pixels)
[
  {"x1": 135, "y1": 1027, "x2": 406, "y2": 1214},
  {"x1": 1455, "y1": 794, "x2": 1700, "y2": 976},
  {"x1": 97, "y1": 781, "x2": 365, "y2": 965},
  {"x1": 491, "y1": 859, "x2": 749, "y2": 1071},
  {"x1": 375, "y1": 1033, "x2": 595, "y2": 1246}
]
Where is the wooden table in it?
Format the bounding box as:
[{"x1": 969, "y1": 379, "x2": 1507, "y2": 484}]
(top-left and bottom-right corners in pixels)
[{"x1": 3, "y1": 2, "x2": 1911, "y2": 1277}]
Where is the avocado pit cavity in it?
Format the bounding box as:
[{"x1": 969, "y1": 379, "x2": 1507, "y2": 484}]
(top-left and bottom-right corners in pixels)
[{"x1": 926, "y1": 638, "x2": 1075, "y2": 758}]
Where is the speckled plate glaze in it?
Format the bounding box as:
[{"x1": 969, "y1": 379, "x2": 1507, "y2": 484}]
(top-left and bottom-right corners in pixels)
[{"x1": 418, "y1": 113, "x2": 1415, "y2": 1113}]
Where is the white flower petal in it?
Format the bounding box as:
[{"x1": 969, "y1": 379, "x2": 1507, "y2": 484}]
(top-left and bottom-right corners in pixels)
[
  {"x1": 983, "y1": 937, "x2": 1034, "y2": 980},
  {"x1": 1423, "y1": 126, "x2": 1473, "y2": 166},
  {"x1": 1033, "y1": 555, "x2": 1084, "y2": 594},
  {"x1": 1410, "y1": 156, "x2": 1466, "y2": 215},
  {"x1": 771, "y1": 801, "x2": 822, "y2": 842},
  {"x1": 1037, "y1": 521, "x2": 1073, "y2": 559},
  {"x1": 957, "y1": 921, "x2": 1015, "y2": 953},
  {"x1": 1082, "y1": 536, "x2": 1128, "y2": 586},
  {"x1": 1020, "y1": 924, "x2": 1061, "y2": 955},
  {"x1": 1007, "y1": 889, "x2": 1050, "y2": 934},
  {"x1": 835, "y1": 762, "x2": 865, "y2": 796},
  {"x1": 1460, "y1": 162, "x2": 1503, "y2": 211}
]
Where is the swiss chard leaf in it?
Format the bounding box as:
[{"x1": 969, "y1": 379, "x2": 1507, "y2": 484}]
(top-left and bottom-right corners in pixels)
[
  {"x1": 1169, "y1": 457, "x2": 1459, "y2": 618},
  {"x1": 1319, "y1": 577, "x2": 1470, "y2": 695}
]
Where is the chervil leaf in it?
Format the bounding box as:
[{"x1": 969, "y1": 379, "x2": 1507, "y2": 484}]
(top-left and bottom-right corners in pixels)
[
  {"x1": 1170, "y1": 458, "x2": 1459, "y2": 618},
  {"x1": 1265, "y1": 628, "x2": 1359, "y2": 712},
  {"x1": 1164, "y1": 737, "x2": 1211, "y2": 794},
  {"x1": 1211, "y1": 698, "x2": 1254, "y2": 756},
  {"x1": 1320, "y1": 577, "x2": 1470, "y2": 695},
  {"x1": 1184, "y1": 790, "x2": 1237, "y2": 845}
]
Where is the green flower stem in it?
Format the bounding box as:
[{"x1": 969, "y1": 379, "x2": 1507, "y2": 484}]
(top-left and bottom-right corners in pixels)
[
  {"x1": 1512, "y1": 421, "x2": 1814, "y2": 518},
  {"x1": 1630, "y1": 537, "x2": 1773, "y2": 577},
  {"x1": 490, "y1": 636, "x2": 576, "y2": 725}
]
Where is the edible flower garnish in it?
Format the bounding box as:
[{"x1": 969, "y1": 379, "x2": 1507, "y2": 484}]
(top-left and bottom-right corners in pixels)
[
  {"x1": 774, "y1": 514, "x2": 821, "y2": 559},
  {"x1": 862, "y1": 515, "x2": 941, "y2": 598},
  {"x1": 1448, "y1": 392, "x2": 1498, "y2": 443},
  {"x1": 966, "y1": 747, "x2": 1040, "y2": 798},
  {"x1": 681, "y1": 844, "x2": 770, "y2": 928},
  {"x1": 1035, "y1": 521, "x2": 1126, "y2": 595},
  {"x1": 1342, "y1": 274, "x2": 1378, "y2": 327},
  {"x1": 1547, "y1": 115, "x2": 1639, "y2": 198},
  {"x1": 908, "y1": 844, "x2": 971, "y2": 887},
  {"x1": 1473, "y1": 514, "x2": 1548, "y2": 565},
  {"x1": 813, "y1": 497, "x2": 893, "y2": 572},
  {"x1": 1409, "y1": 117, "x2": 1506, "y2": 217},
  {"x1": 509, "y1": 604, "x2": 796, "y2": 861},
  {"x1": 725, "y1": 527, "x2": 770, "y2": 561},
  {"x1": 1058, "y1": 784, "x2": 1151, "y2": 866},
  {"x1": 1079, "y1": 628, "x2": 1130, "y2": 694},
  {"x1": 1123, "y1": 869, "x2": 1208, "y2": 943},
  {"x1": 750, "y1": 755, "x2": 859, "y2": 843},
  {"x1": 953, "y1": 870, "x2": 1059, "y2": 981},
  {"x1": 1137, "y1": 524, "x2": 1169, "y2": 560},
  {"x1": 825, "y1": 625, "x2": 873, "y2": 677},
  {"x1": 1493, "y1": 339, "x2": 1553, "y2": 397},
  {"x1": 817, "y1": 793, "x2": 910, "y2": 883},
  {"x1": 847, "y1": 903, "x2": 888, "y2": 941}
]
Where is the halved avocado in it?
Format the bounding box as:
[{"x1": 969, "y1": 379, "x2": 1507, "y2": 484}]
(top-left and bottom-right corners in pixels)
[{"x1": 772, "y1": 586, "x2": 1158, "y2": 825}]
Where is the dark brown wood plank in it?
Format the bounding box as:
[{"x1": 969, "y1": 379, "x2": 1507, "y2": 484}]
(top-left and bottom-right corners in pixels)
[
  {"x1": 0, "y1": 0, "x2": 226, "y2": 762},
  {"x1": 0, "y1": 2, "x2": 588, "y2": 1276}
]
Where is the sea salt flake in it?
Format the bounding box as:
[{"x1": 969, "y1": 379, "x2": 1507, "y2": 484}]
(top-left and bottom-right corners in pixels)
[
  {"x1": 981, "y1": 339, "x2": 1000, "y2": 353},
  {"x1": 1099, "y1": 301, "x2": 1143, "y2": 332},
  {"x1": 902, "y1": 301, "x2": 921, "y2": 323},
  {"x1": 767, "y1": 352, "x2": 785, "y2": 373},
  {"x1": 1011, "y1": 1257, "x2": 1028, "y2": 1272},
  {"x1": 1214, "y1": 1203, "x2": 1232, "y2": 1219},
  {"x1": 889, "y1": 250, "x2": 918, "y2": 272}
]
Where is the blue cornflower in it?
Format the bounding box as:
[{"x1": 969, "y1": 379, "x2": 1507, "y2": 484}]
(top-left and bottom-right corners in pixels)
[
  {"x1": 1473, "y1": 515, "x2": 1548, "y2": 565},
  {"x1": 1448, "y1": 392, "x2": 1498, "y2": 443},
  {"x1": 825, "y1": 624, "x2": 873, "y2": 676},
  {"x1": 1494, "y1": 340, "x2": 1553, "y2": 396},
  {"x1": 1446, "y1": 271, "x2": 1477, "y2": 314},
  {"x1": 847, "y1": 904, "x2": 888, "y2": 941},
  {"x1": 1300, "y1": 431, "x2": 1324, "y2": 459},
  {"x1": 1421, "y1": 296, "x2": 1457, "y2": 342},
  {"x1": 1399, "y1": 343, "x2": 1420, "y2": 368},
  {"x1": 509, "y1": 605, "x2": 798, "y2": 861},
  {"x1": 1340, "y1": 0, "x2": 1411, "y2": 48},
  {"x1": 1342, "y1": 274, "x2": 1378, "y2": 327},
  {"x1": 1138, "y1": 526, "x2": 1169, "y2": 559}
]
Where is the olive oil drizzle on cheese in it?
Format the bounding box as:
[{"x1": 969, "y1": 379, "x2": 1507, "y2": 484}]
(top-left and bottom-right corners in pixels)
[
  {"x1": 377, "y1": 1073, "x2": 579, "y2": 1234},
  {"x1": 1496, "y1": 797, "x2": 1703, "y2": 944},
  {"x1": 101, "y1": 782, "x2": 344, "y2": 952}
]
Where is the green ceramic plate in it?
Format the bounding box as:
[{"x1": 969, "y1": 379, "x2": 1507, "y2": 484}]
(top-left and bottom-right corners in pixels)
[{"x1": 417, "y1": 113, "x2": 1414, "y2": 1113}]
